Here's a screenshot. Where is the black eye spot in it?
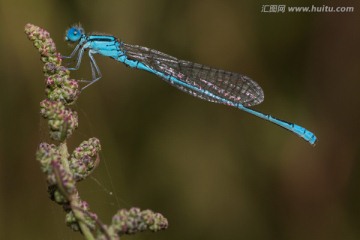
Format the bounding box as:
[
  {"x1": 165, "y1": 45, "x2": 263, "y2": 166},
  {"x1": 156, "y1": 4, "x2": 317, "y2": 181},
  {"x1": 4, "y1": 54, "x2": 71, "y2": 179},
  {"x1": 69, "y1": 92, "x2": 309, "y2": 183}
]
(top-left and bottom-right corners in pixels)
[{"x1": 74, "y1": 31, "x2": 78, "y2": 35}]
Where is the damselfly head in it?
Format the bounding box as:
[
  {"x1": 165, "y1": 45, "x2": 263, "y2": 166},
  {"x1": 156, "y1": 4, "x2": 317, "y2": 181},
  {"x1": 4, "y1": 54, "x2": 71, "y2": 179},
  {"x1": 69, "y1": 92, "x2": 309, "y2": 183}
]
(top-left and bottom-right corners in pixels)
[{"x1": 65, "y1": 24, "x2": 84, "y2": 42}]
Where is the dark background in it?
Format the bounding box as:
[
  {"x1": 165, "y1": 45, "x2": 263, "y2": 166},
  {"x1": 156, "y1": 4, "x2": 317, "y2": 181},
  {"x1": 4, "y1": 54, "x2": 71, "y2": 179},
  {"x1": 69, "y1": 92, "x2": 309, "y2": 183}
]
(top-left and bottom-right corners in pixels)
[{"x1": 1, "y1": 0, "x2": 359, "y2": 239}]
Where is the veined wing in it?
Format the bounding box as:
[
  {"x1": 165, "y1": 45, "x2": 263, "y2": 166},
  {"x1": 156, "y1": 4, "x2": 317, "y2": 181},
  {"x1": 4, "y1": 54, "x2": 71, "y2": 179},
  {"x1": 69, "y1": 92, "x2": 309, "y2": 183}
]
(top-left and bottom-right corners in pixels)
[{"x1": 122, "y1": 43, "x2": 264, "y2": 107}]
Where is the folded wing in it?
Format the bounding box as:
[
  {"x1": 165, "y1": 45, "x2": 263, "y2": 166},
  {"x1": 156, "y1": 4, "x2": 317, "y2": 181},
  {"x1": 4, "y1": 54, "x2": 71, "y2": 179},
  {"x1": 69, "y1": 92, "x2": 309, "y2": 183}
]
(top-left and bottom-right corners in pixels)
[{"x1": 122, "y1": 43, "x2": 264, "y2": 107}]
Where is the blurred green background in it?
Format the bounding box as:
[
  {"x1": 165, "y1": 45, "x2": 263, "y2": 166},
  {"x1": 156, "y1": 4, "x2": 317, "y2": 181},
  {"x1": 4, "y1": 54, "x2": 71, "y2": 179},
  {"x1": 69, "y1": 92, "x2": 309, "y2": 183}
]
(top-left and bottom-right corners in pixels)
[{"x1": 1, "y1": 0, "x2": 359, "y2": 239}]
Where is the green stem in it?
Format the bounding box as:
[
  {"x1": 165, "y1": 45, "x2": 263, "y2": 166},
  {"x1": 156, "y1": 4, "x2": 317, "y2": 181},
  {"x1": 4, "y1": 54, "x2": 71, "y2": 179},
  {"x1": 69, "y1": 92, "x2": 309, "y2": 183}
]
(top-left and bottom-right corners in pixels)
[
  {"x1": 58, "y1": 142, "x2": 70, "y2": 170},
  {"x1": 58, "y1": 142, "x2": 95, "y2": 240},
  {"x1": 71, "y1": 202, "x2": 95, "y2": 240}
]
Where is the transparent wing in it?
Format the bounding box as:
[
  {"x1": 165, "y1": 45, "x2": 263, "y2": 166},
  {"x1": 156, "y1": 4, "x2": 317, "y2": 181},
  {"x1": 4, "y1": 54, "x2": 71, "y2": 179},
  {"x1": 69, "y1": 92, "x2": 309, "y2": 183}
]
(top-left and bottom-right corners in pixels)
[{"x1": 122, "y1": 43, "x2": 264, "y2": 107}]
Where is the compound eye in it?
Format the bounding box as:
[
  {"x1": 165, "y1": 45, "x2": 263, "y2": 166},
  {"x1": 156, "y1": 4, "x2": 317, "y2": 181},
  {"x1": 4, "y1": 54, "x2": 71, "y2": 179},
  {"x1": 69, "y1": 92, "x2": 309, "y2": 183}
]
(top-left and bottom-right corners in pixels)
[{"x1": 65, "y1": 27, "x2": 83, "y2": 42}]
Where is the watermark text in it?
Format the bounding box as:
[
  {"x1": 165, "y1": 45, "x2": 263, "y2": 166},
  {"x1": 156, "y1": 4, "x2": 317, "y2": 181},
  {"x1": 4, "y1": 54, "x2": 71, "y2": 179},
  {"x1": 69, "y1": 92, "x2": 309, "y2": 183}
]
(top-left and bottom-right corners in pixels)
[{"x1": 261, "y1": 5, "x2": 354, "y2": 13}]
